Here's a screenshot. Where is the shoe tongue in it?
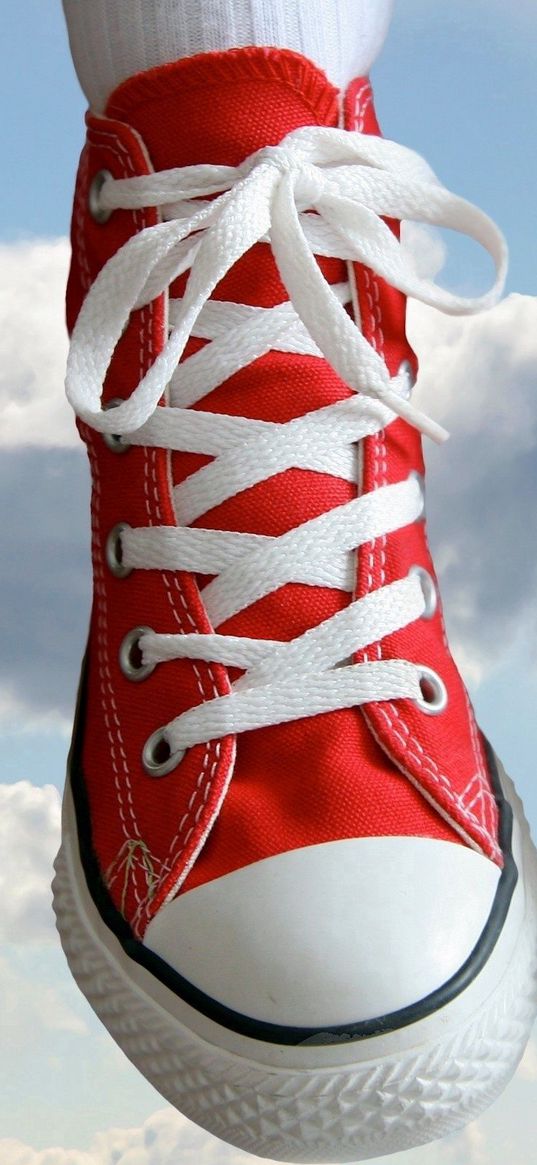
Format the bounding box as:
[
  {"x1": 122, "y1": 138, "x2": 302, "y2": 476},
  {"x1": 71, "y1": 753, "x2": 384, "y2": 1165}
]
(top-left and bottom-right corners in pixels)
[
  {"x1": 107, "y1": 49, "x2": 358, "y2": 642},
  {"x1": 105, "y1": 47, "x2": 344, "y2": 311},
  {"x1": 105, "y1": 47, "x2": 340, "y2": 169}
]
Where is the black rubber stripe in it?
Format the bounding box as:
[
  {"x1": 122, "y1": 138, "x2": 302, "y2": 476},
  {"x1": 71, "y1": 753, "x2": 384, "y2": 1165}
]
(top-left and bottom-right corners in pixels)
[{"x1": 68, "y1": 651, "x2": 518, "y2": 1047}]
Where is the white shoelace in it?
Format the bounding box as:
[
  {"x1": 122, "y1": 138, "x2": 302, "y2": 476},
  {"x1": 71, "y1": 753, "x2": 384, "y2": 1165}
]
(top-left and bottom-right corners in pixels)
[{"x1": 67, "y1": 125, "x2": 507, "y2": 772}]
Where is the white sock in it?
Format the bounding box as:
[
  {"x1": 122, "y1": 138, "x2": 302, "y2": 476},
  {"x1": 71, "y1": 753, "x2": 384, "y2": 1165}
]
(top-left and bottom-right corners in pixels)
[{"x1": 62, "y1": 0, "x2": 394, "y2": 111}]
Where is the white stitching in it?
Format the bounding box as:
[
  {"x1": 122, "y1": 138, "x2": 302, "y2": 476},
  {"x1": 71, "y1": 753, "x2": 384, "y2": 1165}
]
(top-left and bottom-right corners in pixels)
[
  {"x1": 132, "y1": 285, "x2": 223, "y2": 932},
  {"x1": 87, "y1": 442, "x2": 143, "y2": 905},
  {"x1": 130, "y1": 447, "x2": 223, "y2": 932},
  {"x1": 81, "y1": 127, "x2": 156, "y2": 906},
  {"x1": 353, "y1": 81, "x2": 373, "y2": 134},
  {"x1": 74, "y1": 148, "x2": 92, "y2": 293},
  {"x1": 352, "y1": 90, "x2": 498, "y2": 859},
  {"x1": 83, "y1": 127, "x2": 159, "y2": 904},
  {"x1": 105, "y1": 839, "x2": 171, "y2": 892},
  {"x1": 86, "y1": 123, "x2": 229, "y2": 923}
]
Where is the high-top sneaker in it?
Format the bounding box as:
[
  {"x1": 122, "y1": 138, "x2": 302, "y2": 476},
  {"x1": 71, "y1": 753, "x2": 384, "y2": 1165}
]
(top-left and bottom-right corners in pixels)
[{"x1": 53, "y1": 47, "x2": 537, "y2": 1163}]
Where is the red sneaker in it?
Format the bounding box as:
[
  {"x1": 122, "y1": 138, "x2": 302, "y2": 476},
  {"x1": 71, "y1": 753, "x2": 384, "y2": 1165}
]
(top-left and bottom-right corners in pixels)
[{"x1": 53, "y1": 47, "x2": 537, "y2": 1162}]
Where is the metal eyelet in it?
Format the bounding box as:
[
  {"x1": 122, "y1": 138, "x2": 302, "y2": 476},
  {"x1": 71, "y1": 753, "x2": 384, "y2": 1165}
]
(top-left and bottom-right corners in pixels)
[
  {"x1": 142, "y1": 728, "x2": 185, "y2": 778},
  {"x1": 88, "y1": 169, "x2": 114, "y2": 224},
  {"x1": 105, "y1": 522, "x2": 132, "y2": 578},
  {"x1": 414, "y1": 666, "x2": 448, "y2": 716},
  {"x1": 119, "y1": 626, "x2": 155, "y2": 682},
  {"x1": 103, "y1": 398, "x2": 130, "y2": 454},
  {"x1": 409, "y1": 469, "x2": 426, "y2": 520},
  {"x1": 409, "y1": 565, "x2": 437, "y2": 620}
]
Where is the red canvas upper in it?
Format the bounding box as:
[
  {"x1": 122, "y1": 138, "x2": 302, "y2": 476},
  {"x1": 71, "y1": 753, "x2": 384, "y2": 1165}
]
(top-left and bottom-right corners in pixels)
[{"x1": 66, "y1": 47, "x2": 500, "y2": 939}]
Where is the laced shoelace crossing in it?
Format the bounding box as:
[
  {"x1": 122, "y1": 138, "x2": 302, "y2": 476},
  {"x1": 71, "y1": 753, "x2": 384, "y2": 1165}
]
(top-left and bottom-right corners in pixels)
[{"x1": 67, "y1": 125, "x2": 506, "y2": 773}]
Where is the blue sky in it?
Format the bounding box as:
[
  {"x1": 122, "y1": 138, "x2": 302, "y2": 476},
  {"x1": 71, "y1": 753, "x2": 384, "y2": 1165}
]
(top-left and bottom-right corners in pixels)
[{"x1": 1, "y1": 2, "x2": 536, "y2": 1163}]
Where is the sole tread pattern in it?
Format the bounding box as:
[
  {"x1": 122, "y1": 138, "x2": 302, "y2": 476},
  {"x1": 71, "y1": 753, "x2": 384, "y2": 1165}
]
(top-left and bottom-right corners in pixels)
[{"x1": 52, "y1": 779, "x2": 537, "y2": 1163}]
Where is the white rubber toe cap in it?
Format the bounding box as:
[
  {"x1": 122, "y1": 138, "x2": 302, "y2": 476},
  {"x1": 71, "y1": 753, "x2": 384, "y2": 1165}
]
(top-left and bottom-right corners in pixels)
[{"x1": 143, "y1": 837, "x2": 501, "y2": 1028}]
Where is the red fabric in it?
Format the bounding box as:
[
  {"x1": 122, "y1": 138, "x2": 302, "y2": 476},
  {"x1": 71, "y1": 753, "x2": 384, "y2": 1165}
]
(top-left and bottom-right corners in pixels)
[
  {"x1": 67, "y1": 48, "x2": 500, "y2": 939},
  {"x1": 344, "y1": 77, "x2": 500, "y2": 864}
]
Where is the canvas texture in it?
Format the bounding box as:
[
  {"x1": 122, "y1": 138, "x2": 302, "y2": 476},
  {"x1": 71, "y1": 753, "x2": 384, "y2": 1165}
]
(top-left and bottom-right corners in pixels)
[{"x1": 66, "y1": 47, "x2": 500, "y2": 938}]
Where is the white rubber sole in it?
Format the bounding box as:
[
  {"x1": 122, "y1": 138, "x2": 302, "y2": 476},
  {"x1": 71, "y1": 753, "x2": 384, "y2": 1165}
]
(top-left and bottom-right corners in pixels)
[{"x1": 52, "y1": 759, "x2": 537, "y2": 1163}]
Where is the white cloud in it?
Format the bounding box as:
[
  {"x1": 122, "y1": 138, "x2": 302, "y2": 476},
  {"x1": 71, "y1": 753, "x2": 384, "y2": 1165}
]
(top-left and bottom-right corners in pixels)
[
  {"x1": 0, "y1": 685, "x2": 71, "y2": 736},
  {"x1": 410, "y1": 293, "x2": 537, "y2": 451},
  {"x1": 0, "y1": 238, "x2": 77, "y2": 449},
  {"x1": 401, "y1": 221, "x2": 448, "y2": 281},
  {"x1": 3, "y1": 1029, "x2": 537, "y2": 1165},
  {"x1": 407, "y1": 291, "x2": 537, "y2": 684},
  {"x1": 0, "y1": 949, "x2": 88, "y2": 1051},
  {"x1": 0, "y1": 781, "x2": 61, "y2": 942},
  {"x1": 0, "y1": 446, "x2": 91, "y2": 723},
  {"x1": 0, "y1": 243, "x2": 91, "y2": 726},
  {"x1": 0, "y1": 1108, "x2": 252, "y2": 1165},
  {"x1": 518, "y1": 1037, "x2": 537, "y2": 1082},
  {"x1": 0, "y1": 939, "x2": 159, "y2": 1150}
]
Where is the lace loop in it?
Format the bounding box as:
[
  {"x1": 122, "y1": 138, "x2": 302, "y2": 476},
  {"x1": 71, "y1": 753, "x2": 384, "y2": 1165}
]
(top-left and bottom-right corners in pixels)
[{"x1": 68, "y1": 125, "x2": 506, "y2": 440}]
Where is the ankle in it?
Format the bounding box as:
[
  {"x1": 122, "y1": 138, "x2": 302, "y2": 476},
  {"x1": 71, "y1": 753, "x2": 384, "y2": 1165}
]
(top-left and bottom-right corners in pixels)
[{"x1": 63, "y1": 0, "x2": 394, "y2": 110}]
